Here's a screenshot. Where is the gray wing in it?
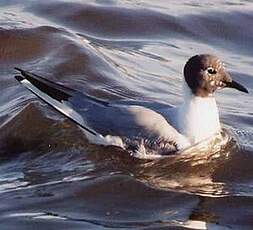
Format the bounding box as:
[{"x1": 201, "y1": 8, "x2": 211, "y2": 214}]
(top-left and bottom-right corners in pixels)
[{"x1": 14, "y1": 68, "x2": 187, "y2": 151}]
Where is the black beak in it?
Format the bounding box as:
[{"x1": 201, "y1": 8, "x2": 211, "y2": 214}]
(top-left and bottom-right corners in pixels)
[
  {"x1": 225, "y1": 80, "x2": 249, "y2": 93},
  {"x1": 221, "y1": 71, "x2": 249, "y2": 93}
]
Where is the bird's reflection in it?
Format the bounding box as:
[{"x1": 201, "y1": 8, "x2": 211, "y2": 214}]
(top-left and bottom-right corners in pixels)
[{"x1": 133, "y1": 130, "x2": 237, "y2": 197}]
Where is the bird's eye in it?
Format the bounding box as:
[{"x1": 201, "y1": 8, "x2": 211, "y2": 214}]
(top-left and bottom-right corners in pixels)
[{"x1": 207, "y1": 67, "x2": 217, "y2": 75}]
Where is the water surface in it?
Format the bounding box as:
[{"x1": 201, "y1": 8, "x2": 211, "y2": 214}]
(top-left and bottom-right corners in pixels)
[{"x1": 0, "y1": 1, "x2": 253, "y2": 229}]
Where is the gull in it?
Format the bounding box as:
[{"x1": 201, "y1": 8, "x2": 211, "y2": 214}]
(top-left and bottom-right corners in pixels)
[{"x1": 14, "y1": 54, "x2": 248, "y2": 155}]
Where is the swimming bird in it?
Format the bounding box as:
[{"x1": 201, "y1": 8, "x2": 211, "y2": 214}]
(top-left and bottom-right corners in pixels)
[{"x1": 14, "y1": 54, "x2": 248, "y2": 155}]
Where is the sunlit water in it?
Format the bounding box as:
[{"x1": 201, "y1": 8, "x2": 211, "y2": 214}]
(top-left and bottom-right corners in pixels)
[{"x1": 0, "y1": 1, "x2": 253, "y2": 229}]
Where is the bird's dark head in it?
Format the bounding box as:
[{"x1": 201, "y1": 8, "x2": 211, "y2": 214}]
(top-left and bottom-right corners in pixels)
[{"x1": 184, "y1": 54, "x2": 248, "y2": 97}]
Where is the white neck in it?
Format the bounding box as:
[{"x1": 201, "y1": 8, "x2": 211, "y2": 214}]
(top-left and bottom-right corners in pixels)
[{"x1": 177, "y1": 82, "x2": 221, "y2": 144}]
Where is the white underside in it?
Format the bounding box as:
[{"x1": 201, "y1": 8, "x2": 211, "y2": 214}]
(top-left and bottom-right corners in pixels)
[{"x1": 176, "y1": 83, "x2": 221, "y2": 144}]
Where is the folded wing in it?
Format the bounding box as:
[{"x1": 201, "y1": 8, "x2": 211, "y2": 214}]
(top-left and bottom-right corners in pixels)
[{"x1": 15, "y1": 69, "x2": 188, "y2": 153}]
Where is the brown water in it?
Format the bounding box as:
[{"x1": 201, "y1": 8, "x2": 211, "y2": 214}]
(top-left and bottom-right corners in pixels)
[{"x1": 0, "y1": 1, "x2": 253, "y2": 229}]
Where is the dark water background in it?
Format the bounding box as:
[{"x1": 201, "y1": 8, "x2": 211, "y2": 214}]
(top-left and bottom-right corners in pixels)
[{"x1": 0, "y1": 1, "x2": 253, "y2": 229}]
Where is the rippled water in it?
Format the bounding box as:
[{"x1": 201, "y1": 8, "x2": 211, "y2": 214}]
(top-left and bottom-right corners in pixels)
[{"x1": 0, "y1": 1, "x2": 253, "y2": 229}]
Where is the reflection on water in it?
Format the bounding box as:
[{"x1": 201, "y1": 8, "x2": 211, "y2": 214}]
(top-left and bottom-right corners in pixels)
[
  {"x1": 132, "y1": 131, "x2": 234, "y2": 196},
  {"x1": 0, "y1": 0, "x2": 253, "y2": 229}
]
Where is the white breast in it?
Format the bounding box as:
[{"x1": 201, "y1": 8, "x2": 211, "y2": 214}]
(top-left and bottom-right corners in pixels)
[{"x1": 177, "y1": 84, "x2": 221, "y2": 144}]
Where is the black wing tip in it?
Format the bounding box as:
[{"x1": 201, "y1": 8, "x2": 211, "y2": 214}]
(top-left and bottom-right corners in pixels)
[
  {"x1": 15, "y1": 75, "x2": 25, "y2": 82},
  {"x1": 14, "y1": 67, "x2": 24, "y2": 73},
  {"x1": 14, "y1": 67, "x2": 26, "y2": 82}
]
